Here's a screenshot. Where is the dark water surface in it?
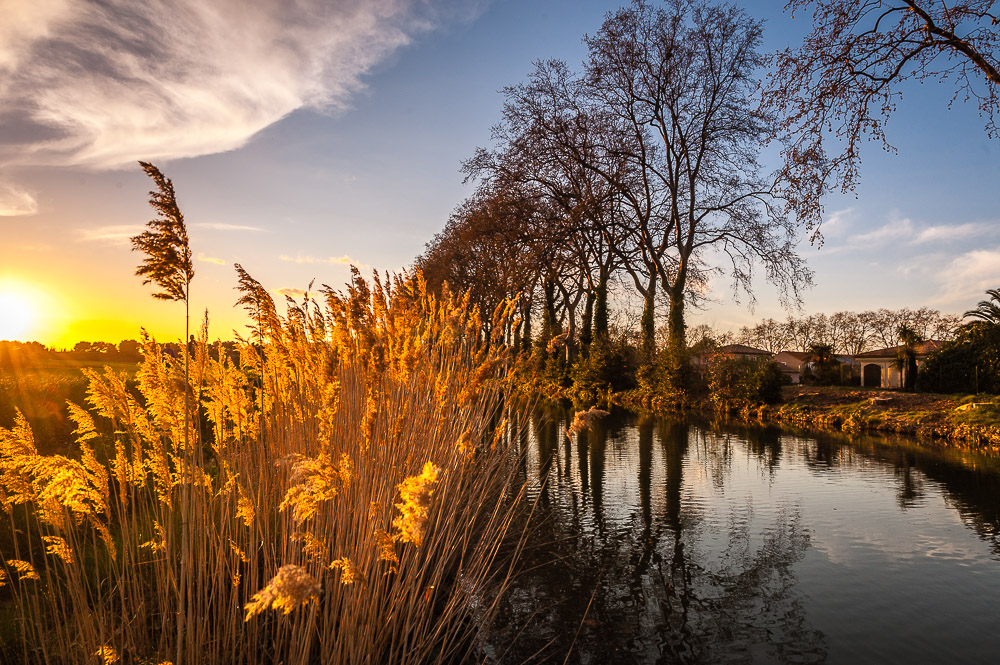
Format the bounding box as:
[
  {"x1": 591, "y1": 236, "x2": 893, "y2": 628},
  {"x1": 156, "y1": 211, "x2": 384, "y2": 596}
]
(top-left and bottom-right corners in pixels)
[{"x1": 489, "y1": 407, "x2": 1000, "y2": 664}]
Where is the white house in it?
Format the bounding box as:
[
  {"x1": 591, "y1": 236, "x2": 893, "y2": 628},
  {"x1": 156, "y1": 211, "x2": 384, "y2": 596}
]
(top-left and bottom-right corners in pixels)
[{"x1": 855, "y1": 341, "x2": 942, "y2": 388}]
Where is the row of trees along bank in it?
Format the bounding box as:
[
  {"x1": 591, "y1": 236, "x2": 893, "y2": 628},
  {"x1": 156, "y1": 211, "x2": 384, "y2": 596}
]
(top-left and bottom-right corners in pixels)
[
  {"x1": 417, "y1": 0, "x2": 1000, "y2": 401},
  {"x1": 419, "y1": 0, "x2": 813, "y2": 400}
]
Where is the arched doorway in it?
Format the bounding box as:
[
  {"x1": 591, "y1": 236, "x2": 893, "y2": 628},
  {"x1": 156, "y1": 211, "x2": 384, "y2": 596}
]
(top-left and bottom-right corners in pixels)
[{"x1": 863, "y1": 363, "x2": 882, "y2": 388}]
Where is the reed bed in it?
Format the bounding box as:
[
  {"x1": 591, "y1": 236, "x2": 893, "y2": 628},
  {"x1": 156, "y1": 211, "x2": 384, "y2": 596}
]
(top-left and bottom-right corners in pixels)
[{"x1": 0, "y1": 269, "x2": 524, "y2": 665}]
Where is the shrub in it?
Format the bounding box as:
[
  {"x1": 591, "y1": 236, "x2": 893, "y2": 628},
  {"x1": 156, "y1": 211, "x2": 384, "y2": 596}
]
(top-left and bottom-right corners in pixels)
[
  {"x1": 570, "y1": 337, "x2": 638, "y2": 398},
  {"x1": 708, "y1": 357, "x2": 784, "y2": 410},
  {"x1": 919, "y1": 321, "x2": 1000, "y2": 394}
]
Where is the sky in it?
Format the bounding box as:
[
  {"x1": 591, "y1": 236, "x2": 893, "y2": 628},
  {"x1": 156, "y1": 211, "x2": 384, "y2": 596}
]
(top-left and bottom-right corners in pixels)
[{"x1": 0, "y1": 0, "x2": 997, "y2": 348}]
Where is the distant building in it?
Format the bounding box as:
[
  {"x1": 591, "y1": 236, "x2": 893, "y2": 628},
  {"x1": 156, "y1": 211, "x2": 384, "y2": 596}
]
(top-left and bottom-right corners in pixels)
[
  {"x1": 855, "y1": 341, "x2": 943, "y2": 389},
  {"x1": 693, "y1": 343, "x2": 772, "y2": 376},
  {"x1": 773, "y1": 350, "x2": 810, "y2": 384}
]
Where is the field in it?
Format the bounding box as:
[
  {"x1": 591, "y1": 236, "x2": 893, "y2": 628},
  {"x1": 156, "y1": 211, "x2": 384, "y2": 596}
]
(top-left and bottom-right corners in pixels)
[{"x1": 0, "y1": 355, "x2": 140, "y2": 456}]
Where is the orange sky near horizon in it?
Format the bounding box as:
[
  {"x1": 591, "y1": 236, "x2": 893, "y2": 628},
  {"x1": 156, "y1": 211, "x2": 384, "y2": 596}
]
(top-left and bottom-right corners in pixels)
[{"x1": 0, "y1": 270, "x2": 251, "y2": 350}]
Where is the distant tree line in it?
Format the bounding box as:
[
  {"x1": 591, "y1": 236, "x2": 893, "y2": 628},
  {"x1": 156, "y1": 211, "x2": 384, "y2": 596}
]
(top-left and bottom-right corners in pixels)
[
  {"x1": 689, "y1": 307, "x2": 962, "y2": 356},
  {"x1": 0, "y1": 339, "x2": 242, "y2": 369},
  {"x1": 920, "y1": 290, "x2": 1000, "y2": 394}
]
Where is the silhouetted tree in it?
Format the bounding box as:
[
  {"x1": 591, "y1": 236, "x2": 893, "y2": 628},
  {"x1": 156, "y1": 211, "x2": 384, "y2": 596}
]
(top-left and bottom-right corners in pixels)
[
  {"x1": 768, "y1": 0, "x2": 1000, "y2": 226},
  {"x1": 964, "y1": 287, "x2": 1000, "y2": 324}
]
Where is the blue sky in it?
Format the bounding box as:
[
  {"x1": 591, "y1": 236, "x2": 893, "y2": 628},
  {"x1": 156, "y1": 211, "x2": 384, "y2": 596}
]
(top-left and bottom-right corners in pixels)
[{"x1": 0, "y1": 0, "x2": 997, "y2": 346}]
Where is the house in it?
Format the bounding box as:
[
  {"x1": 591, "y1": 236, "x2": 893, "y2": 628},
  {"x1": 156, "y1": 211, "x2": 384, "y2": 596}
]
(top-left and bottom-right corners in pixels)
[
  {"x1": 773, "y1": 350, "x2": 810, "y2": 384},
  {"x1": 855, "y1": 341, "x2": 943, "y2": 388},
  {"x1": 715, "y1": 344, "x2": 772, "y2": 360},
  {"x1": 693, "y1": 343, "x2": 772, "y2": 376}
]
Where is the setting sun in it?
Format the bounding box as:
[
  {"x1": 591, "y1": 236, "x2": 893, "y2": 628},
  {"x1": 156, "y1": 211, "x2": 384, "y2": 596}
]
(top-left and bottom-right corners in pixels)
[{"x1": 0, "y1": 291, "x2": 33, "y2": 340}]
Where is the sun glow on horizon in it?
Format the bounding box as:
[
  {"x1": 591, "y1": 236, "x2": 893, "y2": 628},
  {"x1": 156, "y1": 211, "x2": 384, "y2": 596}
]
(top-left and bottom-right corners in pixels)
[{"x1": 0, "y1": 290, "x2": 34, "y2": 341}]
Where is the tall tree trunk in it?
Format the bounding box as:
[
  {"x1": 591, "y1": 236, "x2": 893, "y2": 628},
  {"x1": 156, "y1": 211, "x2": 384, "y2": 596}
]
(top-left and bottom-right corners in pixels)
[
  {"x1": 542, "y1": 279, "x2": 558, "y2": 345},
  {"x1": 580, "y1": 288, "x2": 595, "y2": 357},
  {"x1": 640, "y1": 275, "x2": 657, "y2": 364},
  {"x1": 664, "y1": 283, "x2": 690, "y2": 393},
  {"x1": 521, "y1": 298, "x2": 532, "y2": 358},
  {"x1": 594, "y1": 269, "x2": 609, "y2": 344}
]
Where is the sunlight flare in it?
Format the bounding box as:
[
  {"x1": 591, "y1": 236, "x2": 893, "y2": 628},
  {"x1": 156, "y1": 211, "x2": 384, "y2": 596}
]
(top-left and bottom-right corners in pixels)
[{"x1": 0, "y1": 290, "x2": 33, "y2": 340}]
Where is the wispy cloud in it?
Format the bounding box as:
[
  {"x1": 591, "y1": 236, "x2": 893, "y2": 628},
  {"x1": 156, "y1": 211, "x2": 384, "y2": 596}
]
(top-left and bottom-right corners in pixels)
[
  {"x1": 934, "y1": 246, "x2": 1000, "y2": 306},
  {"x1": 79, "y1": 224, "x2": 142, "y2": 244},
  {"x1": 851, "y1": 215, "x2": 914, "y2": 245},
  {"x1": 275, "y1": 287, "x2": 310, "y2": 299},
  {"x1": 197, "y1": 252, "x2": 225, "y2": 265},
  {"x1": 280, "y1": 254, "x2": 368, "y2": 270},
  {"x1": 820, "y1": 207, "x2": 853, "y2": 237},
  {"x1": 913, "y1": 221, "x2": 992, "y2": 244},
  {"x1": 0, "y1": 1, "x2": 481, "y2": 169},
  {"x1": 842, "y1": 213, "x2": 999, "y2": 250},
  {"x1": 0, "y1": 183, "x2": 38, "y2": 216},
  {"x1": 194, "y1": 222, "x2": 265, "y2": 232}
]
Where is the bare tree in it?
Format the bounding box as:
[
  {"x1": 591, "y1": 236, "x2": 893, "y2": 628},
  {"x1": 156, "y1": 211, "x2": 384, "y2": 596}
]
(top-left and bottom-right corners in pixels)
[
  {"x1": 736, "y1": 317, "x2": 792, "y2": 353},
  {"x1": 767, "y1": 0, "x2": 1000, "y2": 226},
  {"x1": 489, "y1": 0, "x2": 812, "y2": 390}
]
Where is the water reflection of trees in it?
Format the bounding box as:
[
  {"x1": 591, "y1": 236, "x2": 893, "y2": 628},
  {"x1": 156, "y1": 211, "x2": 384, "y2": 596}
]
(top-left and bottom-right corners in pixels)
[
  {"x1": 493, "y1": 407, "x2": 827, "y2": 664},
  {"x1": 789, "y1": 427, "x2": 1000, "y2": 557},
  {"x1": 707, "y1": 419, "x2": 1000, "y2": 556}
]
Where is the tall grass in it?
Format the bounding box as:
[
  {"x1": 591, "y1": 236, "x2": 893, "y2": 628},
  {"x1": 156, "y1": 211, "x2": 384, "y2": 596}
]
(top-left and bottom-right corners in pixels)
[{"x1": 0, "y1": 270, "x2": 524, "y2": 664}]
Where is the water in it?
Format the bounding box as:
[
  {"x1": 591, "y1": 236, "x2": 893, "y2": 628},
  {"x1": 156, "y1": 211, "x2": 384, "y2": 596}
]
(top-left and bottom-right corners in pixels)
[{"x1": 489, "y1": 406, "x2": 1000, "y2": 664}]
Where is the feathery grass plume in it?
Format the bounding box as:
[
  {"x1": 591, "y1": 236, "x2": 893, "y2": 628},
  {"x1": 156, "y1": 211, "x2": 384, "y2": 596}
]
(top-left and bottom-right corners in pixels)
[
  {"x1": 41, "y1": 535, "x2": 75, "y2": 565},
  {"x1": 234, "y1": 264, "x2": 281, "y2": 346},
  {"x1": 131, "y1": 162, "x2": 193, "y2": 301},
  {"x1": 5, "y1": 559, "x2": 40, "y2": 582},
  {"x1": 393, "y1": 462, "x2": 442, "y2": 548},
  {"x1": 94, "y1": 646, "x2": 119, "y2": 664},
  {"x1": 229, "y1": 542, "x2": 250, "y2": 563},
  {"x1": 235, "y1": 487, "x2": 255, "y2": 527},
  {"x1": 132, "y1": 162, "x2": 194, "y2": 665},
  {"x1": 375, "y1": 529, "x2": 399, "y2": 568},
  {"x1": 243, "y1": 565, "x2": 321, "y2": 621},
  {"x1": 279, "y1": 453, "x2": 352, "y2": 524},
  {"x1": 140, "y1": 520, "x2": 167, "y2": 554},
  {"x1": 292, "y1": 531, "x2": 329, "y2": 561},
  {"x1": 0, "y1": 411, "x2": 39, "y2": 510},
  {"x1": 457, "y1": 429, "x2": 474, "y2": 456},
  {"x1": 566, "y1": 406, "x2": 610, "y2": 440},
  {"x1": 329, "y1": 557, "x2": 365, "y2": 586}
]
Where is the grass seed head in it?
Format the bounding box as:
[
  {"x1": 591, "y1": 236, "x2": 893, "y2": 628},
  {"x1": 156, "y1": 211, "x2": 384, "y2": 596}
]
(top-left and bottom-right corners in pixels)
[
  {"x1": 244, "y1": 564, "x2": 321, "y2": 621},
  {"x1": 393, "y1": 462, "x2": 442, "y2": 548}
]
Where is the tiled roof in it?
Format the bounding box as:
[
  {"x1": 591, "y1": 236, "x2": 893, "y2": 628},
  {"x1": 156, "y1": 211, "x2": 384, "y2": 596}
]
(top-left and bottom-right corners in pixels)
[
  {"x1": 717, "y1": 344, "x2": 771, "y2": 356},
  {"x1": 775, "y1": 350, "x2": 811, "y2": 360},
  {"x1": 855, "y1": 340, "x2": 943, "y2": 359}
]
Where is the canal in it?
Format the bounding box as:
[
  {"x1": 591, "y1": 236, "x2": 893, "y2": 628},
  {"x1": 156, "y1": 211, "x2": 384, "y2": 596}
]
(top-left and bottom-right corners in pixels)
[{"x1": 489, "y1": 406, "x2": 1000, "y2": 664}]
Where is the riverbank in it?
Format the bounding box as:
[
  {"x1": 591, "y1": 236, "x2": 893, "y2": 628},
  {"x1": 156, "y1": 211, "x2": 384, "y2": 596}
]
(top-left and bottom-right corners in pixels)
[{"x1": 618, "y1": 386, "x2": 1000, "y2": 452}]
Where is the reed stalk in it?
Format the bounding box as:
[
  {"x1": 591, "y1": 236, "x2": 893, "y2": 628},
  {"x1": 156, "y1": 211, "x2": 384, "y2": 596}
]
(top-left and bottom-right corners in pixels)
[{"x1": 1, "y1": 268, "x2": 526, "y2": 664}]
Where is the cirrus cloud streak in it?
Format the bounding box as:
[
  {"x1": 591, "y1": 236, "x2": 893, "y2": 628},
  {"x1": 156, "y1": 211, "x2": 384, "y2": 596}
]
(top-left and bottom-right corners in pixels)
[
  {"x1": 0, "y1": 182, "x2": 38, "y2": 216},
  {"x1": 0, "y1": 0, "x2": 478, "y2": 169}
]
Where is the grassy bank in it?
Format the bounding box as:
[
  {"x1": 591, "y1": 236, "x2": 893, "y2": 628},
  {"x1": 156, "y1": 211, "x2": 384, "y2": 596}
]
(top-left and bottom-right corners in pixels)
[{"x1": 618, "y1": 385, "x2": 1000, "y2": 452}]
